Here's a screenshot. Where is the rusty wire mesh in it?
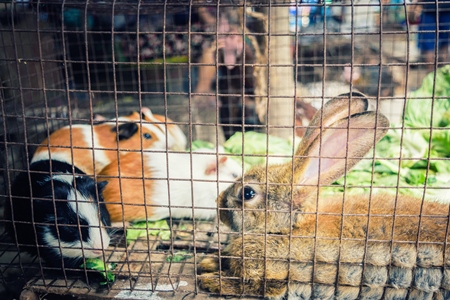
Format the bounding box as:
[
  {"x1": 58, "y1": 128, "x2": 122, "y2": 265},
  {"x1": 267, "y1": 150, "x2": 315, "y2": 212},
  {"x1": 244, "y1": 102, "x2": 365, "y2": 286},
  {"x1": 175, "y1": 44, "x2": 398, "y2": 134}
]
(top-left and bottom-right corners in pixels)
[{"x1": 0, "y1": 0, "x2": 449, "y2": 299}]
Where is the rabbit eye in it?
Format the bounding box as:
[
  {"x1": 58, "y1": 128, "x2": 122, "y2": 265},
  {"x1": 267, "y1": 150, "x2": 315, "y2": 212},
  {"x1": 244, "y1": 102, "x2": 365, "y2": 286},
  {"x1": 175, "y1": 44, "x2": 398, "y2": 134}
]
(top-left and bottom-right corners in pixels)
[
  {"x1": 143, "y1": 132, "x2": 152, "y2": 139},
  {"x1": 240, "y1": 186, "x2": 256, "y2": 201},
  {"x1": 232, "y1": 173, "x2": 239, "y2": 179}
]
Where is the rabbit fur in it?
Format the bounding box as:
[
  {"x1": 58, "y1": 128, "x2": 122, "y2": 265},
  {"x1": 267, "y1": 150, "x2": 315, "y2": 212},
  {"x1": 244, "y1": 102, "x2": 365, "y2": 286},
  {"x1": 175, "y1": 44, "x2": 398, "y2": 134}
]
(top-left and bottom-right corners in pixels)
[{"x1": 198, "y1": 92, "x2": 450, "y2": 299}]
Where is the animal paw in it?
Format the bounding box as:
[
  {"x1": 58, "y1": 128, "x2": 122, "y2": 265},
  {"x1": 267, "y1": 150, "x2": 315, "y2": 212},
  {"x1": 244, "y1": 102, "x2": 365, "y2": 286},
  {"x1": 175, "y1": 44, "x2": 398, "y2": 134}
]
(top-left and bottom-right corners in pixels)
[{"x1": 198, "y1": 256, "x2": 220, "y2": 274}]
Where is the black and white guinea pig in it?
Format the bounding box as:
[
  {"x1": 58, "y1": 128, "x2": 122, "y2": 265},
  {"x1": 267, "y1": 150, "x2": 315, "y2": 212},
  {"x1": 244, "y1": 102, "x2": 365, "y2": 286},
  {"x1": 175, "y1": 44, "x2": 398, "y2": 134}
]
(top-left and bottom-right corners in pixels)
[{"x1": 4, "y1": 159, "x2": 111, "y2": 268}]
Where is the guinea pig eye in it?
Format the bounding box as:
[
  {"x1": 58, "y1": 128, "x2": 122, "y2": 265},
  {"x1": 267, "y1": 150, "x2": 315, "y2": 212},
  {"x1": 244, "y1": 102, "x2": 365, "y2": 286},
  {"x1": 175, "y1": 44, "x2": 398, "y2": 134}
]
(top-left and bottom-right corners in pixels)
[
  {"x1": 232, "y1": 173, "x2": 239, "y2": 179},
  {"x1": 143, "y1": 132, "x2": 152, "y2": 140},
  {"x1": 240, "y1": 186, "x2": 256, "y2": 201}
]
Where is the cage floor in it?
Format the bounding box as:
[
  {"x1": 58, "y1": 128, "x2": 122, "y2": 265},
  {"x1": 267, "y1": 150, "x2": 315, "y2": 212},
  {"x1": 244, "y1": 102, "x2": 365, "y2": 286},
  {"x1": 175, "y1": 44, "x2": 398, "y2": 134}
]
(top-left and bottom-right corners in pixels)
[{"x1": 0, "y1": 219, "x2": 247, "y2": 299}]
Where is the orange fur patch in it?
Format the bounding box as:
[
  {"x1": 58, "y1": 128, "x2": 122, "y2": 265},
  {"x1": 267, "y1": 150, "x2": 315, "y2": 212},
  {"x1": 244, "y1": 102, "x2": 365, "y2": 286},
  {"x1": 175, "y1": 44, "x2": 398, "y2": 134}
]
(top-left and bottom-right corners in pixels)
[{"x1": 100, "y1": 152, "x2": 155, "y2": 223}]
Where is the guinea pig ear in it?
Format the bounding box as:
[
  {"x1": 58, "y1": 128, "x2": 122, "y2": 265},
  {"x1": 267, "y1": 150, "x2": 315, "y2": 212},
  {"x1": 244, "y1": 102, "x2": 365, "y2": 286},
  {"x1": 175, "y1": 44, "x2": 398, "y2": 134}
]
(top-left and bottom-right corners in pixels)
[
  {"x1": 140, "y1": 107, "x2": 154, "y2": 120},
  {"x1": 97, "y1": 180, "x2": 108, "y2": 194},
  {"x1": 204, "y1": 157, "x2": 227, "y2": 175},
  {"x1": 93, "y1": 113, "x2": 107, "y2": 122},
  {"x1": 112, "y1": 122, "x2": 138, "y2": 140},
  {"x1": 205, "y1": 161, "x2": 218, "y2": 175}
]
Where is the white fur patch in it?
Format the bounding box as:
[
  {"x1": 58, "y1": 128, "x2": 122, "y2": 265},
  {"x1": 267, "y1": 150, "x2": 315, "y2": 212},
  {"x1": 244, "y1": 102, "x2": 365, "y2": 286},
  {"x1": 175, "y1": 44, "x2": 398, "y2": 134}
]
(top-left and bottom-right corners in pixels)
[
  {"x1": 52, "y1": 174, "x2": 75, "y2": 185},
  {"x1": 37, "y1": 173, "x2": 74, "y2": 187},
  {"x1": 31, "y1": 152, "x2": 78, "y2": 166},
  {"x1": 89, "y1": 126, "x2": 112, "y2": 170},
  {"x1": 141, "y1": 149, "x2": 242, "y2": 220},
  {"x1": 42, "y1": 185, "x2": 110, "y2": 258},
  {"x1": 67, "y1": 189, "x2": 111, "y2": 250}
]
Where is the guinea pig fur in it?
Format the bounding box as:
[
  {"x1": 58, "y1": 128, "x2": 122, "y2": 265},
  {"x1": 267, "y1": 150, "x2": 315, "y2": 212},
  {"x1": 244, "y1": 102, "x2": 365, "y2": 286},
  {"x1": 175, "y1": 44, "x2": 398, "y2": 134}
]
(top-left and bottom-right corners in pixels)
[
  {"x1": 31, "y1": 110, "x2": 172, "y2": 175},
  {"x1": 140, "y1": 107, "x2": 187, "y2": 151},
  {"x1": 99, "y1": 148, "x2": 243, "y2": 225},
  {"x1": 4, "y1": 160, "x2": 111, "y2": 268}
]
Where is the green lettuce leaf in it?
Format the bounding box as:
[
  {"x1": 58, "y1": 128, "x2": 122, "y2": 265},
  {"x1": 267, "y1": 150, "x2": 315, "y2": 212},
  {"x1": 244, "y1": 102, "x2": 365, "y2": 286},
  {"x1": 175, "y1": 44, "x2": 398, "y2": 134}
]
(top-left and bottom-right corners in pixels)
[
  {"x1": 81, "y1": 258, "x2": 117, "y2": 285},
  {"x1": 126, "y1": 220, "x2": 171, "y2": 244},
  {"x1": 223, "y1": 132, "x2": 295, "y2": 169}
]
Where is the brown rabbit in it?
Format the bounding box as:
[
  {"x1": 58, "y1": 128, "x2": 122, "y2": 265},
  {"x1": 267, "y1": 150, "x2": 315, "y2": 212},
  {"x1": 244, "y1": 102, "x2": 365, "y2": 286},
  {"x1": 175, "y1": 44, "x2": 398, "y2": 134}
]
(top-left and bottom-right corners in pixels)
[{"x1": 198, "y1": 92, "x2": 450, "y2": 299}]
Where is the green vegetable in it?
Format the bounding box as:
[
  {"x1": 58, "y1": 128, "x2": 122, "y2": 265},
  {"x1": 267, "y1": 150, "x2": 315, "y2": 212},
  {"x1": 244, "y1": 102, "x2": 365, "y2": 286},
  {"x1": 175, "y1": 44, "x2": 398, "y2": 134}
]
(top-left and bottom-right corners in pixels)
[
  {"x1": 405, "y1": 65, "x2": 450, "y2": 157},
  {"x1": 166, "y1": 251, "x2": 191, "y2": 263},
  {"x1": 223, "y1": 132, "x2": 295, "y2": 170},
  {"x1": 81, "y1": 258, "x2": 117, "y2": 285},
  {"x1": 126, "y1": 220, "x2": 171, "y2": 244},
  {"x1": 190, "y1": 140, "x2": 216, "y2": 151}
]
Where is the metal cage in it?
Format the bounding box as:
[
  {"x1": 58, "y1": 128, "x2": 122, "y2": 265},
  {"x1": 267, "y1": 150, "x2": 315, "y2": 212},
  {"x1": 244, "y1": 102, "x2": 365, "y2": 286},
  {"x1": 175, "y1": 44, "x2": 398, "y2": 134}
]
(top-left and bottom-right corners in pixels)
[{"x1": 0, "y1": 0, "x2": 449, "y2": 299}]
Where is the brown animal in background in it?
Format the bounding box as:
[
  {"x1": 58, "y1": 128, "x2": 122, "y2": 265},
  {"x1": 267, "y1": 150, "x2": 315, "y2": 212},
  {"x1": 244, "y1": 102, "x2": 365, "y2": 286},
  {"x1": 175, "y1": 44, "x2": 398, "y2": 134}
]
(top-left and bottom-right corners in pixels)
[
  {"x1": 198, "y1": 92, "x2": 450, "y2": 299},
  {"x1": 217, "y1": 14, "x2": 259, "y2": 140},
  {"x1": 295, "y1": 99, "x2": 317, "y2": 137}
]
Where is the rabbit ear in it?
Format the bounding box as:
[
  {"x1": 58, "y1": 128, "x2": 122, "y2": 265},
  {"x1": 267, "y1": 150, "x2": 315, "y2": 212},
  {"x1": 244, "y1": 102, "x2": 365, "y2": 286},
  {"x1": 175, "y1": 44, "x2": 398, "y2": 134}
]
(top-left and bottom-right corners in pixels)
[
  {"x1": 292, "y1": 111, "x2": 389, "y2": 206},
  {"x1": 297, "y1": 92, "x2": 369, "y2": 157}
]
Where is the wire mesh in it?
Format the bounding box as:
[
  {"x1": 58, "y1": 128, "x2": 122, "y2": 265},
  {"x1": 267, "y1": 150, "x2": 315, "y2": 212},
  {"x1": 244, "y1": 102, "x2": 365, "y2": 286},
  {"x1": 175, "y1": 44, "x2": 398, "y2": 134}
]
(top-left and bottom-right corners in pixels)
[{"x1": 0, "y1": 0, "x2": 449, "y2": 299}]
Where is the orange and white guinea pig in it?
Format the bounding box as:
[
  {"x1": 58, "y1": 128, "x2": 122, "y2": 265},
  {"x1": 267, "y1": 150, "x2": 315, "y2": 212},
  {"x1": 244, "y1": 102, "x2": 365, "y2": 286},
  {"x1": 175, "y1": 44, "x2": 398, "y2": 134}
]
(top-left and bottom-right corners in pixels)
[
  {"x1": 99, "y1": 148, "x2": 243, "y2": 225},
  {"x1": 31, "y1": 108, "x2": 187, "y2": 175},
  {"x1": 94, "y1": 107, "x2": 187, "y2": 151}
]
